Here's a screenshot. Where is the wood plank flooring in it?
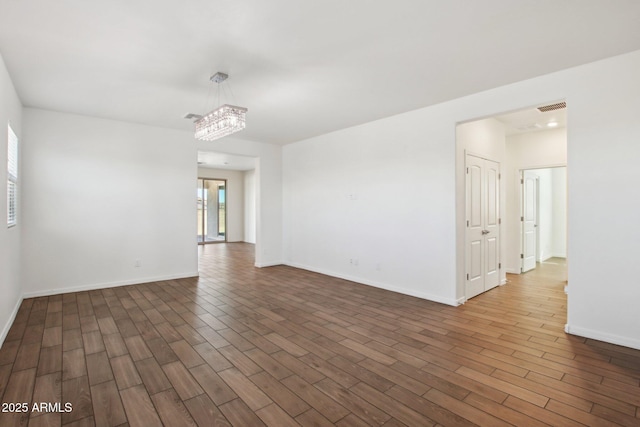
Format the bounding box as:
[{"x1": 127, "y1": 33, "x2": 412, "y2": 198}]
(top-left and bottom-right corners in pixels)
[{"x1": 1, "y1": 244, "x2": 639, "y2": 426}]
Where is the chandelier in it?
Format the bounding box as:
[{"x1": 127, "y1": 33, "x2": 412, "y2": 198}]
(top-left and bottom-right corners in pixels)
[{"x1": 192, "y1": 72, "x2": 247, "y2": 141}]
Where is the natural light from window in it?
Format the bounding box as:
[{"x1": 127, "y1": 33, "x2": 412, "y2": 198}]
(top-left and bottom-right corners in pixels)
[{"x1": 7, "y1": 123, "x2": 18, "y2": 227}]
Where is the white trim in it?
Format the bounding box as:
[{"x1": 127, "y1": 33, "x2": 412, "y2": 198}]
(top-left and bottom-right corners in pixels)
[
  {"x1": 286, "y1": 262, "x2": 459, "y2": 307},
  {"x1": 505, "y1": 268, "x2": 520, "y2": 274},
  {"x1": 456, "y1": 297, "x2": 466, "y2": 305},
  {"x1": 0, "y1": 296, "x2": 24, "y2": 348},
  {"x1": 500, "y1": 278, "x2": 507, "y2": 285},
  {"x1": 518, "y1": 162, "x2": 567, "y2": 172},
  {"x1": 565, "y1": 324, "x2": 640, "y2": 351},
  {"x1": 22, "y1": 271, "x2": 200, "y2": 299}
]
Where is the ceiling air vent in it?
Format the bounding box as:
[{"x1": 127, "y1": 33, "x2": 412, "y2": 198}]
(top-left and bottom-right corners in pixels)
[
  {"x1": 537, "y1": 102, "x2": 566, "y2": 112},
  {"x1": 184, "y1": 113, "x2": 203, "y2": 121}
]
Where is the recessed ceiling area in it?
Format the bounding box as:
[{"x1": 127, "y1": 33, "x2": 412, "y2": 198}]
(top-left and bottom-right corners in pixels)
[
  {"x1": 1, "y1": 1, "x2": 639, "y2": 145},
  {"x1": 495, "y1": 105, "x2": 567, "y2": 136},
  {"x1": 197, "y1": 152, "x2": 256, "y2": 171}
]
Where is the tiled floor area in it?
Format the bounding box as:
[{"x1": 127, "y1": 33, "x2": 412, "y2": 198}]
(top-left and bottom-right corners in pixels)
[{"x1": 0, "y1": 244, "x2": 639, "y2": 426}]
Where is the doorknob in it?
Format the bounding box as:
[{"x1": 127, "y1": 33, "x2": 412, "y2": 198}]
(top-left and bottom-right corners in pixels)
[{"x1": 482, "y1": 230, "x2": 490, "y2": 235}]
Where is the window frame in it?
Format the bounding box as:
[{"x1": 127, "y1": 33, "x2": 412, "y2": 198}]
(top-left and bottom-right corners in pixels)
[{"x1": 7, "y1": 123, "x2": 18, "y2": 228}]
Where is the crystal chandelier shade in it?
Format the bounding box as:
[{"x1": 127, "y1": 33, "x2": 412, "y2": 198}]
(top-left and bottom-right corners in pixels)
[
  {"x1": 195, "y1": 104, "x2": 247, "y2": 141},
  {"x1": 193, "y1": 72, "x2": 247, "y2": 141}
]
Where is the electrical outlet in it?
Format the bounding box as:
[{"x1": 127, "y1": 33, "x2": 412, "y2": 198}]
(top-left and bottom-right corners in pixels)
[{"x1": 135, "y1": 259, "x2": 141, "y2": 268}]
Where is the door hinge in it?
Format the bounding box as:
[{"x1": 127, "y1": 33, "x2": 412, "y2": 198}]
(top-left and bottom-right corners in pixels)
[
  {"x1": 499, "y1": 263, "x2": 501, "y2": 269},
  {"x1": 521, "y1": 178, "x2": 524, "y2": 184},
  {"x1": 466, "y1": 274, "x2": 469, "y2": 280},
  {"x1": 520, "y1": 254, "x2": 524, "y2": 259},
  {"x1": 520, "y1": 216, "x2": 524, "y2": 221},
  {"x1": 499, "y1": 173, "x2": 501, "y2": 180},
  {"x1": 466, "y1": 220, "x2": 469, "y2": 227},
  {"x1": 466, "y1": 167, "x2": 469, "y2": 174},
  {"x1": 498, "y1": 218, "x2": 501, "y2": 225}
]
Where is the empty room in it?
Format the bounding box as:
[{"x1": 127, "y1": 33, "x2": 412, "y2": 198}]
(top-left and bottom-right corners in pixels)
[{"x1": 1, "y1": 1, "x2": 640, "y2": 426}]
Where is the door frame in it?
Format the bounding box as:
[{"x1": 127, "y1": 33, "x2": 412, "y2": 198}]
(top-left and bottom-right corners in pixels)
[
  {"x1": 521, "y1": 170, "x2": 539, "y2": 273},
  {"x1": 455, "y1": 101, "x2": 569, "y2": 307},
  {"x1": 516, "y1": 164, "x2": 567, "y2": 274},
  {"x1": 197, "y1": 177, "x2": 228, "y2": 244}
]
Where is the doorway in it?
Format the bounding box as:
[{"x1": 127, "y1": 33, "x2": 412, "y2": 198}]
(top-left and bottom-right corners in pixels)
[
  {"x1": 457, "y1": 101, "x2": 568, "y2": 301},
  {"x1": 520, "y1": 166, "x2": 567, "y2": 274},
  {"x1": 197, "y1": 178, "x2": 227, "y2": 244}
]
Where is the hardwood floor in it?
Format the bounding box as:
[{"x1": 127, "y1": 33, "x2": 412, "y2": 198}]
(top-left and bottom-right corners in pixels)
[{"x1": 1, "y1": 245, "x2": 639, "y2": 426}]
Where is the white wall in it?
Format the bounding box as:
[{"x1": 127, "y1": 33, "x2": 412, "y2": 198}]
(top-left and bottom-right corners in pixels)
[
  {"x1": 284, "y1": 106, "x2": 462, "y2": 305},
  {"x1": 19, "y1": 111, "x2": 282, "y2": 299},
  {"x1": 21, "y1": 109, "x2": 199, "y2": 295},
  {"x1": 565, "y1": 52, "x2": 640, "y2": 349},
  {"x1": 198, "y1": 168, "x2": 245, "y2": 242},
  {"x1": 284, "y1": 50, "x2": 640, "y2": 350},
  {"x1": 0, "y1": 53, "x2": 23, "y2": 346},
  {"x1": 551, "y1": 167, "x2": 567, "y2": 258},
  {"x1": 505, "y1": 129, "x2": 567, "y2": 273},
  {"x1": 244, "y1": 169, "x2": 256, "y2": 244}
]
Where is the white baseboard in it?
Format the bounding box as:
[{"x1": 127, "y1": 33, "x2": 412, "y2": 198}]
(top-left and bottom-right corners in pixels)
[
  {"x1": 285, "y1": 262, "x2": 459, "y2": 307},
  {"x1": 0, "y1": 296, "x2": 24, "y2": 349},
  {"x1": 22, "y1": 271, "x2": 200, "y2": 299},
  {"x1": 539, "y1": 254, "x2": 553, "y2": 263},
  {"x1": 565, "y1": 324, "x2": 640, "y2": 351},
  {"x1": 255, "y1": 261, "x2": 283, "y2": 268},
  {"x1": 456, "y1": 297, "x2": 466, "y2": 305},
  {"x1": 505, "y1": 268, "x2": 520, "y2": 274},
  {"x1": 551, "y1": 253, "x2": 567, "y2": 259}
]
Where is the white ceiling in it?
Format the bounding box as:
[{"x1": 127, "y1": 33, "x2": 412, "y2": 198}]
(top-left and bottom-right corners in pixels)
[
  {"x1": 197, "y1": 151, "x2": 256, "y2": 171},
  {"x1": 495, "y1": 106, "x2": 567, "y2": 136},
  {"x1": 1, "y1": 1, "x2": 639, "y2": 145}
]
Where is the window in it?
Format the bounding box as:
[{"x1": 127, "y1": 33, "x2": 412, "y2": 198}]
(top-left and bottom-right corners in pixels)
[{"x1": 7, "y1": 124, "x2": 18, "y2": 227}]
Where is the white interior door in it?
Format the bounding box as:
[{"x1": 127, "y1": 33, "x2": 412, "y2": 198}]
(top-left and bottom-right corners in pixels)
[
  {"x1": 465, "y1": 154, "x2": 501, "y2": 299},
  {"x1": 466, "y1": 155, "x2": 485, "y2": 299},
  {"x1": 484, "y1": 159, "x2": 500, "y2": 290},
  {"x1": 522, "y1": 171, "x2": 538, "y2": 273}
]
